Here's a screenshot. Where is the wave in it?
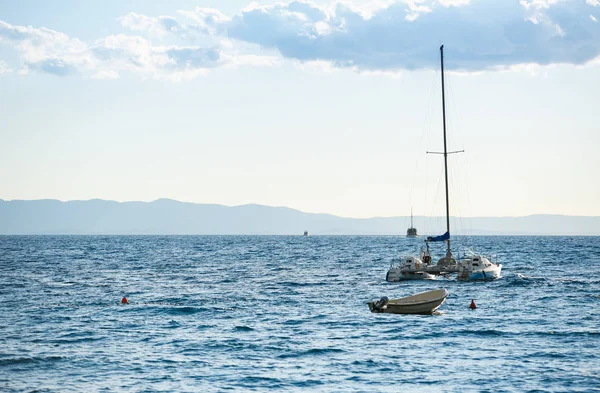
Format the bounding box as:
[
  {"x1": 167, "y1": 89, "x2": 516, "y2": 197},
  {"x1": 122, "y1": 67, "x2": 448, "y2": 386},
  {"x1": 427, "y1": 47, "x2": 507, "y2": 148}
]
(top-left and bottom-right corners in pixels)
[
  {"x1": 158, "y1": 306, "x2": 208, "y2": 315},
  {"x1": 278, "y1": 281, "x2": 329, "y2": 287},
  {"x1": 508, "y1": 274, "x2": 600, "y2": 287},
  {"x1": 234, "y1": 325, "x2": 255, "y2": 332},
  {"x1": 514, "y1": 273, "x2": 548, "y2": 281},
  {"x1": 0, "y1": 355, "x2": 66, "y2": 367},
  {"x1": 277, "y1": 347, "x2": 345, "y2": 359},
  {"x1": 503, "y1": 273, "x2": 552, "y2": 287},
  {"x1": 47, "y1": 337, "x2": 103, "y2": 344}
]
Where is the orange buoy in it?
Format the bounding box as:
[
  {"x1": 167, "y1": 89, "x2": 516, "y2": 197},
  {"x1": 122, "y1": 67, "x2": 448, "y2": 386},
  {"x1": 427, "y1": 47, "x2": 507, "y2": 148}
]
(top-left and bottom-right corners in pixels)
[
  {"x1": 469, "y1": 299, "x2": 477, "y2": 309},
  {"x1": 121, "y1": 297, "x2": 128, "y2": 304}
]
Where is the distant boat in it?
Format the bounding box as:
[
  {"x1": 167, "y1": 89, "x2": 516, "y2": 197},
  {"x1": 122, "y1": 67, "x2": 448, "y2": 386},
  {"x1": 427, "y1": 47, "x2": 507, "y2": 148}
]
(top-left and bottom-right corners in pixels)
[
  {"x1": 368, "y1": 288, "x2": 448, "y2": 315},
  {"x1": 303, "y1": 230, "x2": 309, "y2": 236},
  {"x1": 406, "y1": 208, "x2": 418, "y2": 237}
]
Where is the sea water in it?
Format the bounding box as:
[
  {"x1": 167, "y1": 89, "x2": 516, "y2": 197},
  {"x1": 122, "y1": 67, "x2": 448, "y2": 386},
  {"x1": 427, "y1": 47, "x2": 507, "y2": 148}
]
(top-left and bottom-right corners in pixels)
[{"x1": 1, "y1": 235, "x2": 599, "y2": 392}]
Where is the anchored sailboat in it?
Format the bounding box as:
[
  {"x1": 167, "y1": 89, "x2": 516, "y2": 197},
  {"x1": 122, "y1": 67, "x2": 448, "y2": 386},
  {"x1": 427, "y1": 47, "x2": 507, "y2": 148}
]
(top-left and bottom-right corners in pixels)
[
  {"x1": 387, "y1": 45, "x2": 502, "y2": 282},
  {"x1": 406, "y1": 208, "x2": 418, "y2": 238}
]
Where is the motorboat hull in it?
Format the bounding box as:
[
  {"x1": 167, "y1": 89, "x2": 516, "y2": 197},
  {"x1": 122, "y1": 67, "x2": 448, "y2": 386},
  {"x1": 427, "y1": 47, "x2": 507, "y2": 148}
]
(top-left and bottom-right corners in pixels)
[
  {"x1": 386, "y1": 256, "x2": 436, "y2": 282},
  {"x1": 458, "y1": 264, "x2": 502, "y2": 281},
  {"x1": 387, "y1": 269, "x2": 437, "y2": 281},
  {"x1": 368, "y1": 289, "x2": 448, "y2": 315}
]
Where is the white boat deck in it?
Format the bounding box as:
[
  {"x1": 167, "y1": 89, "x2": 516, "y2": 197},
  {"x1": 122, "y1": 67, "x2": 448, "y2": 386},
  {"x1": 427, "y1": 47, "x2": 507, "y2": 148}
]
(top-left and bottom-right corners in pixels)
[{"x1": 400, "y1": 265, "x2": 460, "y2": 275}]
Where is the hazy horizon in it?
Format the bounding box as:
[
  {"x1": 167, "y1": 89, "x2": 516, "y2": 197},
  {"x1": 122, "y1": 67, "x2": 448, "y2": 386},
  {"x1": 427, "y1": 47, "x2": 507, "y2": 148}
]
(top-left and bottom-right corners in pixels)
[
  {"x1": 1, "y1": 197, "x2": 599, "y2": 220},
  {"x1": 2, "y1": 199, "x2": 599, "y2": 235}
]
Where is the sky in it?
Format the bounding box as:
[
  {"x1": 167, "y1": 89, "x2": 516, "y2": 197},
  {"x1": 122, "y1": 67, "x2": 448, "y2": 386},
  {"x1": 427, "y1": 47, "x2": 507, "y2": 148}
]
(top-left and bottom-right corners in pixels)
[{"x1": 0, "y1": 0, "x2": 599, "y2": 218}]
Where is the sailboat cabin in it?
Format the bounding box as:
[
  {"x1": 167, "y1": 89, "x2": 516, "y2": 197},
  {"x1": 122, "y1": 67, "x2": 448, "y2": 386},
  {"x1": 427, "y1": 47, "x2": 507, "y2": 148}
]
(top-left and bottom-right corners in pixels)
[{"x1": 406, "y1": 227, "x2": 418, "y2": 237}]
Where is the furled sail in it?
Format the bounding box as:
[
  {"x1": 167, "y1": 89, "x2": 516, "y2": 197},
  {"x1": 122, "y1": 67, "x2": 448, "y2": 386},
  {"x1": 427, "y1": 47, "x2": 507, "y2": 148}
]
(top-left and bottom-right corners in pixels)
[{"x1": 426, "y1": 232, "x2": 450, "y2": 242}]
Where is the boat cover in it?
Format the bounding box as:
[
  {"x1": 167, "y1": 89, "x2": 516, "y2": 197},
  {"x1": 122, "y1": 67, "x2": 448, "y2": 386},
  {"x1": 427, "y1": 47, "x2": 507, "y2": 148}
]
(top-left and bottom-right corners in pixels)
[{"x1": 426, "y1": 231, "x2": 450, "y2": 242}]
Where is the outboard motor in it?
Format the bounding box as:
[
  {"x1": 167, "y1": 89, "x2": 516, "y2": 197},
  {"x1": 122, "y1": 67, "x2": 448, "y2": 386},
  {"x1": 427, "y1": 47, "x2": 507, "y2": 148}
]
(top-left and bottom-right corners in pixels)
[{"x1": 373, "y1": 296, "x2": 389, "y2": 311}]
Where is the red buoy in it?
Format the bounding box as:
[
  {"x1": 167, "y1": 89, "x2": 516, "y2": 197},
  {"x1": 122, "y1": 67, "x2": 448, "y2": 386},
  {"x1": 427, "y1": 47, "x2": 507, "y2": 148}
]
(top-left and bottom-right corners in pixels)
[
  {"x1": 469, "y1": 299, "x2": 477, "y2": 309},
  {"x1": 121, "y1": 297, "x2": 128, "y2": 304}
]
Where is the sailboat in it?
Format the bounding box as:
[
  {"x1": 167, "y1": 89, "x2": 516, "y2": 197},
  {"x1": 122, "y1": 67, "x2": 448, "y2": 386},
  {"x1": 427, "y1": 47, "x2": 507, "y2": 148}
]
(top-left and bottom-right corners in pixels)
[
  {"x1": 406, "y1": 208, "x2": 418, "y2": 237},
  {"x1": 387, "y1": 45, "x2": 502, "y2": 282}
]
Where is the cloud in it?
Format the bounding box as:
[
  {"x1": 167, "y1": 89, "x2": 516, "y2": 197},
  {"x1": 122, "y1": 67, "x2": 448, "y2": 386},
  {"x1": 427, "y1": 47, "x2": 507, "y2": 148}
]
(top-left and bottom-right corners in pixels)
[
  {"x1": 150, "y1": 0, "x2": 599, "y2": 72},
  {"x1": 118, "y1": 12, "x2": 181, "y2": 37},
  {"x1": 0, "y1": 20, "x2": 273, "y2": 80},
  {"x1": 176, "y1": 7, "x2": 231, "y2": 36},
  {"x1": 215, "y1": 0, "x2": 600, "y2": 71},
  {"x1": 0, "y1": 60, "x2": 11, "y2": 75},
  {"x1": 0, "y1": 20, "x2": 94, "y2": 76},
  {"x1": 1, "y1": 0, "x2": 599, "y2": 79}
]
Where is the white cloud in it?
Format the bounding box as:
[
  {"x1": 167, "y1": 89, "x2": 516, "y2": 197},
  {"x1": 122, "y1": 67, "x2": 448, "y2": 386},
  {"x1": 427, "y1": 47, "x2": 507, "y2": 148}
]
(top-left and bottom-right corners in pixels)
[
  {"x1": 0, "y1": 20, "x2": 94, "y2": 76},
  {"x1": 0, "y1": 60, "x2": 11, "y2": 76},
  {"x1": 438, "y1": 0, "x2": 471, "y2": 5},
  {"x1": 218, "y1": 0, "x2": 600, "y2": 71},
  {"x1": 118, "y1": 12, "x2": 181, "y2": 37},
  {"x1": 0, "y1": 20, "x2": 273, "y2": 80},
  {"x1": 295, "y1": 59, "x2": 340, "y2": 72},
  {"x1": 2, "y1": 0, "x2": 600, "y2": 78},
  {"x1": 126, "y1": 0, "x2": 599, "y2": 72},
  {"x1": 177, "y1": 7, "x2": 231, "y2": 36},
  {"x1": 404, "y1": 1, "x2": 432, "y2": 21}
]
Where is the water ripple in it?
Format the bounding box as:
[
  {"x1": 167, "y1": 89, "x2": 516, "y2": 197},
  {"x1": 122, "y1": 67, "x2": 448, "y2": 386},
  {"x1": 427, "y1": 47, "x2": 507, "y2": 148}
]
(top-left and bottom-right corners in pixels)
[{"x1": 1, "y1": 235, "x2": 599, "y2": 392}]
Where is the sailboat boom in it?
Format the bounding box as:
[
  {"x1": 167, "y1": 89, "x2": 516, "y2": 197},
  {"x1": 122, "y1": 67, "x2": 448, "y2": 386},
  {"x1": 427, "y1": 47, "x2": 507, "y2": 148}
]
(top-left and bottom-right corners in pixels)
[{"x1": 426, "y1": 150, "x2": 464, "y2": 155}]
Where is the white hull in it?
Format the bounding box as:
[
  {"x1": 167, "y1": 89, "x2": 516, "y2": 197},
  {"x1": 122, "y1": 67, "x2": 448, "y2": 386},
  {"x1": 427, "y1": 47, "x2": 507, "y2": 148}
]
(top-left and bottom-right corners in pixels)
[
  {"x1": 458, "y1": 264, "x2": 502, "y2": 281},
  {"x1": 457, "y1": 256, "x2": 502, "y2": 281},
  {"x1": 386, "y1": 256, "x2": 435, "y2": 281},
  {"x1": 369, "y1": 288, "x2": 448, "y2": 315},
  {"x1": 387, "y1": 268, "x2": 436, "y2": 281}
]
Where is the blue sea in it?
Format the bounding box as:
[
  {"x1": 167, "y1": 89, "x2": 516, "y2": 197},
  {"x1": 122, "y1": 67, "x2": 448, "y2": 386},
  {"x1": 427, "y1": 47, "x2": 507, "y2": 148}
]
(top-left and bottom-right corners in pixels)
[{"x1": 1, "y1": 236, "x2": 599, "y2": 392}]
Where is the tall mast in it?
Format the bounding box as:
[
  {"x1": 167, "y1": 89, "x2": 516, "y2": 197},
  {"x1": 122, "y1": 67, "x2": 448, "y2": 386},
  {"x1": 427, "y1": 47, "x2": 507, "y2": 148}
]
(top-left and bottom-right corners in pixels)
[
  {"x1": 440, "y1": 45, "x2": 451, "y2": 257},
  {"x1": 411, "y1": 207, "x2": 413, "y2": 228}
]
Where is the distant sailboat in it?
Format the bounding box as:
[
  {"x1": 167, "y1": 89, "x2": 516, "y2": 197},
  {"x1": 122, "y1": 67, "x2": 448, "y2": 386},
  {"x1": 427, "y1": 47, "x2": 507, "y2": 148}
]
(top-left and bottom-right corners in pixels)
[{"x1": 406, "y1": 208, "x2": 418, "y2": 238}]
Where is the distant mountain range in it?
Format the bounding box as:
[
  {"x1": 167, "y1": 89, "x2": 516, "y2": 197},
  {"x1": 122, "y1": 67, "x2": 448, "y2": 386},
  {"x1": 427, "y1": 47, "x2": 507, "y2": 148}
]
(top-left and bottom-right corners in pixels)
[{"x1": 0, "y1": 199, "x2": 599, "y2": 235}]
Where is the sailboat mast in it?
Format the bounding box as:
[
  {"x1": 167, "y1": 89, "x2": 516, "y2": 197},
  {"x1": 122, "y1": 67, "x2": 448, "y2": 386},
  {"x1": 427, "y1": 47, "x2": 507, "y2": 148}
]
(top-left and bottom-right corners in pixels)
[{"x1": 440, "y1": 45, "x2": 451, "y2": 257}]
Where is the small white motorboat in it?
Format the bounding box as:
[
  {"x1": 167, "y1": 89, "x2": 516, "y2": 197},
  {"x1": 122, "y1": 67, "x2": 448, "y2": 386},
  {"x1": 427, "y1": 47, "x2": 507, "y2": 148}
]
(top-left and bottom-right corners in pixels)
[
  {"x1": 457, "y1": 254, "x2": 502, "y2": 281},
  {"x1": 368, "y1": 288, "x2": 449, "y2": 315},
  {"x1": 386, "y1": 255, "x2": 436, "y2": 281},
  {"x1": 386, "y1": 242, "x2": 436, "y2": 281}
]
